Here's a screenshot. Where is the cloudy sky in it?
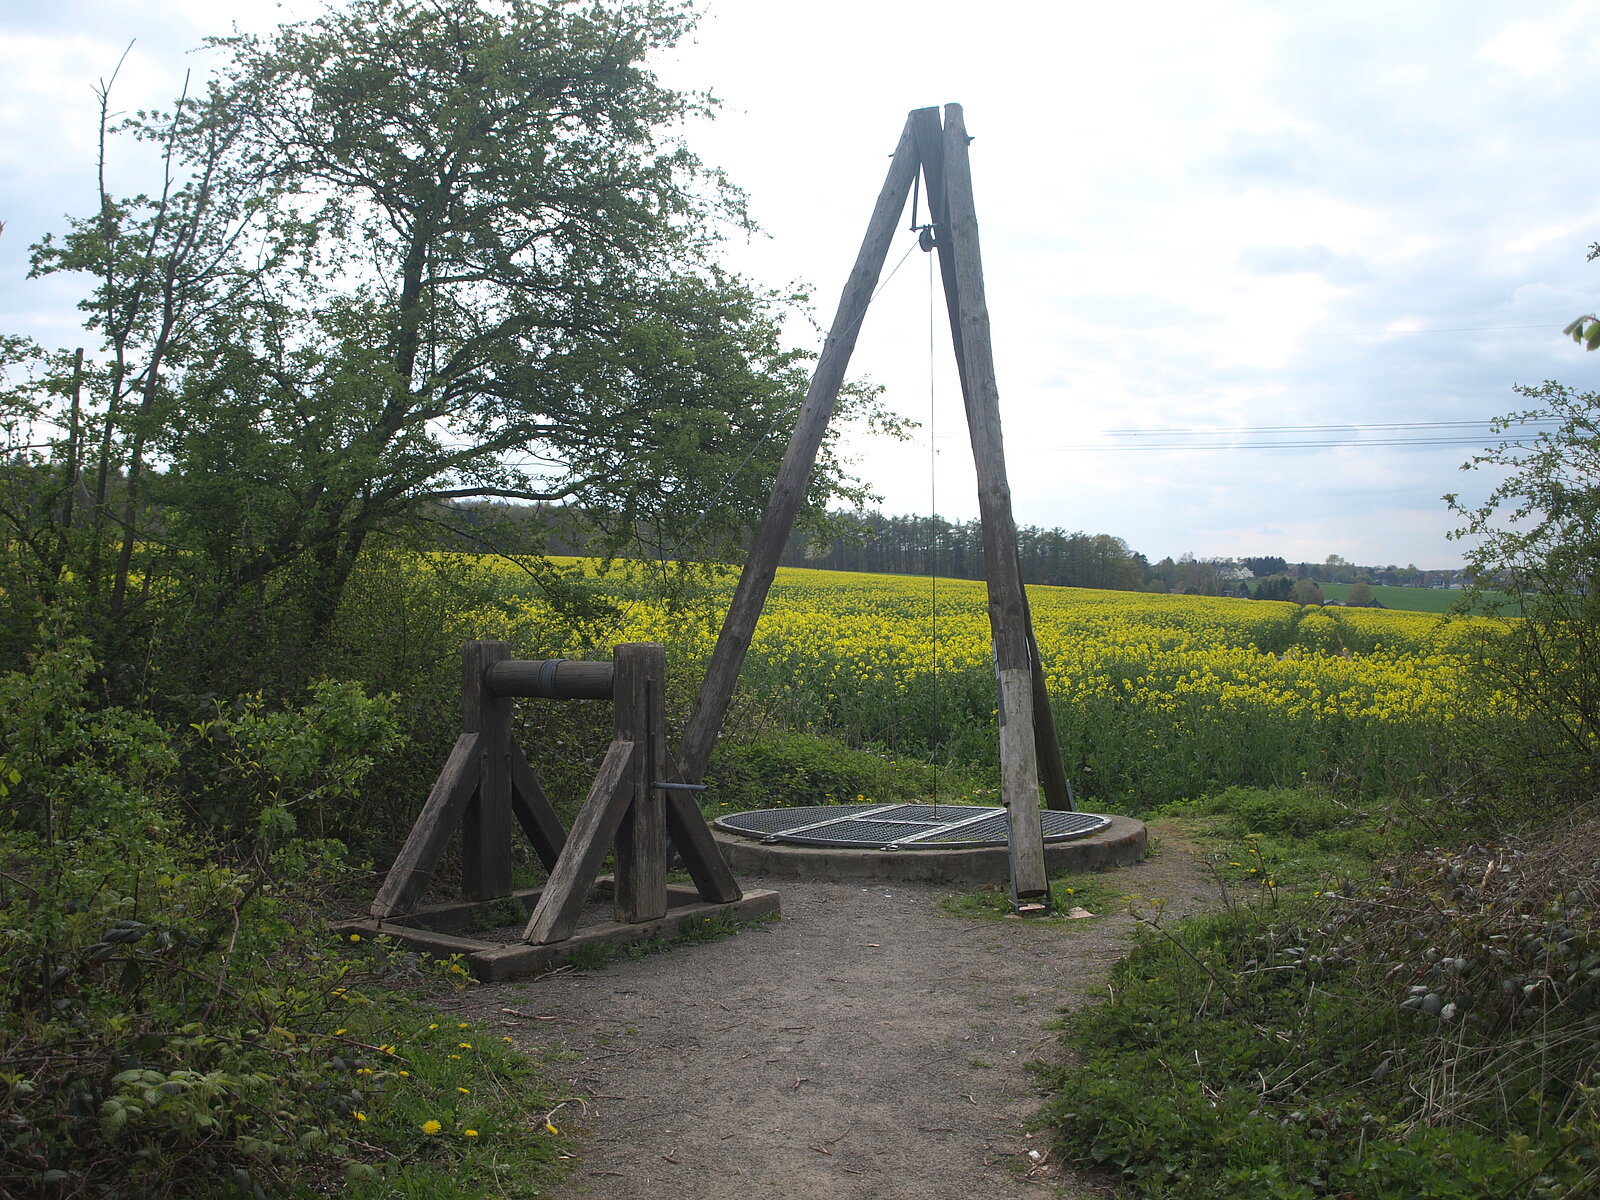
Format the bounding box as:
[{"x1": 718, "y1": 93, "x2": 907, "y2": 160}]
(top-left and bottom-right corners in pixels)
[{"x1": 5, "y1": 0, "x2": 1600, "y2": 568}]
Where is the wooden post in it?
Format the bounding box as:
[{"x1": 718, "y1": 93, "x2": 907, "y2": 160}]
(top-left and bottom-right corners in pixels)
[
  {"x1": 612, "y1": 643, "x2": 669, "y2": 923},
  {"x1": 507, "y1": 743, "x2": 567, "y2": 871},
  {"x1": 678, "y1": 113, "x2": 925, "y2": 782},
  {"x1": 1026, "y1": 621, "x2": 1074, "y2": 811},
  {"x1": 913, "y1": 109, "x2": 1073, "y2": 814},
  {"x1": 461, "y1": 641, "x2": 514, "y2": 900},
  {"x1": 938, "y1": 104, "x2": 1050, "y2": 902}
]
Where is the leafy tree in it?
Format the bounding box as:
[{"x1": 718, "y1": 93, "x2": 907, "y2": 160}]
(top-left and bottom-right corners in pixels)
[
  {"x1": 21, "y1": 64, "x2": 293, "y2": 668},
  {"x1": 11, "y1": 0, "x2": 887, "y2": 687},
  {"x1": 1448, "y1": 380, "x2": 1600, "y2": 794},
  {"x1": 1253, "y1": 575, "x2": 1294, "y2": 603},
  {"x1": 1346, "y1": 581, "x2": 1375, "y2": 607},
  {"x1": 1290, "y1": 578, "x2": 1324, "y2": 606}
]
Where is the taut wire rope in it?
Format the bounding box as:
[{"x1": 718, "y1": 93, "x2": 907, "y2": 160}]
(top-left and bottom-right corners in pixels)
[
  {"x1": 588, "y1": 232, "x2": 928, "y2": 652},
  {"x1": 615, "y1": 233, "x2": 929, "y2": 646}
]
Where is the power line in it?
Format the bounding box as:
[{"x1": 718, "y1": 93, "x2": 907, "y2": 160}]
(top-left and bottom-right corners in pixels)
[
  {"x1": 1033, "y1": 435, "x2": 1530, "y2": 452},
  {"x1": 1292, "y1": 322, "x2": 1564, "y2": 338},
  {"x1": 1102, "y1": 418, "x2": 1559, "y2": 436}
]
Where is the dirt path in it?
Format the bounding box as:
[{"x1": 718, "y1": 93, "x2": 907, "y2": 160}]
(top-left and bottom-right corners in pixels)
[{"x1": 454, "y1": 824, "x2": 1220, "y2": 1200}]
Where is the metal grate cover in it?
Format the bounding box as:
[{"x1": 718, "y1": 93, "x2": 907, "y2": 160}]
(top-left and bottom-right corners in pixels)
[{"x1": 714, "y1": 803, "x2": 1111, "y2": 850}]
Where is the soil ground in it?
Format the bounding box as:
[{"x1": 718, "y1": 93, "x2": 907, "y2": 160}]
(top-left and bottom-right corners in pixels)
[{"x1": 452, "y1": 822, "x2": 1222, "y2": 1200}]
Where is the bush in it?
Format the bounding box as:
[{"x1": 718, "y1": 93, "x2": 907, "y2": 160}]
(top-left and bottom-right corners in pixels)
[
  {"x1": 1161, "y1": 785, "x2": 1353, "y2": 840},
  {"x1": 705, "y1": 729, "x2": 945, "y2": 812},
  {"x1": 0, "y1": 638, "x2": 567, "y2": 1198},
  {"x1": 1448, "y1": 380, "x2": 1600, "y2": 804}
]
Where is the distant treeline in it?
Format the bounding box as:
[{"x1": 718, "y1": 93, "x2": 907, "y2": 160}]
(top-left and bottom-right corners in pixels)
[
  {"x1": 429, "y1": 502, "x2": 1461, "y2": 597},
  {"x1": 778, "y1": 511, "x2": 1147, "y2": 591}
]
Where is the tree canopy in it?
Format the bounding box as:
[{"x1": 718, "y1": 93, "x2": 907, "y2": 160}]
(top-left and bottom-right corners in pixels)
[
  {"x1": 6, "y1": 0, "x2": 886, "y2": 685},
  {"x1": 1448, "y1": 379, "x2": 1600, "y2": 793}
]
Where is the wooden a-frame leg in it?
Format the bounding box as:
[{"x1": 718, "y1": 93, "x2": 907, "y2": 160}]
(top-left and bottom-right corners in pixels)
[
  {"x1": 522, "y1": 738, "x2": 637, "y2": 946},
  {"x1": 662, "y1": 750, "x2": 742, "y2": 904},
  {"x1": 371, "y1": 733, "x2": 482, "y2": 919},
  {"x1": 508, "y1": 741, "x2": 567, "y2": 872}
]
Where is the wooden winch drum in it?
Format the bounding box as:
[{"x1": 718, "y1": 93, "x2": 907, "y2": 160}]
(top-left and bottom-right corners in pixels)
[{"x1": 484, "y1": 658, "x2": 615, "y2": 701}]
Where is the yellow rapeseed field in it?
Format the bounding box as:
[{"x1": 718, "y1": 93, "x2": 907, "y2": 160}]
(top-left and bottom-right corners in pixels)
[{"x1": 465, "y1": 560, "x2": 1503, "y2": 805}]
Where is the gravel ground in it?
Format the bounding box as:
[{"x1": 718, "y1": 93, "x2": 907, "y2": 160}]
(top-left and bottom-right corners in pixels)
[{"x1": 451, "y1": 823, "x2": 1221, "y2": 1200}]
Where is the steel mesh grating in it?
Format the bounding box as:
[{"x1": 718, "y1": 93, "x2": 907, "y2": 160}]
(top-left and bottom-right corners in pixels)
[{"x1": 714, "y1": 803, "x2": 1110, "y2": 850}]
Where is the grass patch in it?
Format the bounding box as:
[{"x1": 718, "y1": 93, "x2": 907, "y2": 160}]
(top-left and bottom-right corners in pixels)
[
  {"x1": 941, "y1": 871, "x2": 1131, "y2": 923},
  {"x1": 323, "y1": 951, "x2": 574, "y2": 1199},
  {"x1": 1150, "y1": 785, "x2": 1404, "y2": 900},
  {"x1": 1319, "y1": 581, "x2": 1516, "y2": 614}
]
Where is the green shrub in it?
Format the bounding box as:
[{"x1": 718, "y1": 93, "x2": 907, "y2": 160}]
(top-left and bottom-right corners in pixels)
[
  {"x1": 0, "y1": 638, "x2": 566, "y2": 1198},
  {"x1": 1162, "y1": 785, "x2": 1352, "y2": 839},
  {"x1": 705, "y1": 729, "x2": 945, "y2": 812}
]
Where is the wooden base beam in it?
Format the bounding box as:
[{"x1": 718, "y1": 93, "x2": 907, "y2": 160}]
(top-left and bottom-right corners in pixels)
[{"x1": 334, "y1": 884, "x2": 781, "y2": 983}]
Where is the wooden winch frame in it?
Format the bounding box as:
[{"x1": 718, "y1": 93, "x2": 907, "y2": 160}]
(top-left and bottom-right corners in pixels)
[{"x1": 335, "y1": 641, "x2": 777, "y2": 980}]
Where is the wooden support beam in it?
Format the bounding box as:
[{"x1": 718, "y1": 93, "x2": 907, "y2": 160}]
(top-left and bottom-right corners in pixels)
[
  {"x1": 612, "y1": 644, "x2": 668, "y2": 924},
  {"x1": 914, "y1": 109, "x2": 1073, "y2": 816},
  {"x1": 342, "y1": 889, "x2": 782, "y2": 983},
  {"x1": 1026, "y1": 612, "x2": 1075, "y2": 811},
  {"x1": 508, "y1": 741, "x2": 566, "y2": 871},
  {"x1": 371, "y1": 732, "x2": 481, "y2": 918},
  {"x1": 938, "y1": 103, "x2": 1049, "y2": 902},
  {"x1": 522, "y1": 737, "x2": 638, "y2": 946},
  {"x1": 662, "y1": 750, "x2": 742, "y2": 904},
  {"x1": 678, "y1": 113, "x2": 925, "y2": 782},
  {"x1": 461, "y1": 641, "x2": 514, "y2": 900}
]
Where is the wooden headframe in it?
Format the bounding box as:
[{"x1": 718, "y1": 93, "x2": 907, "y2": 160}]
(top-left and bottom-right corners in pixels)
[
  {"x1": 674, "y1": 104, "x2": 1063, "y2": 905},
  {"x1": 371, "y1": 641, "x2": 741, "y2": 946}
]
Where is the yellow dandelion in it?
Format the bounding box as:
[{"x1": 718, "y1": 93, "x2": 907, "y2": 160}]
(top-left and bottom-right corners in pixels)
[
  {"x1": 353, "y1": 1111, "x2": 367, "y2": 1121},
  {"x1": 464, "y1": 1129, "x2": 479, "y2": 1138},
  {"x1": 349, "y1": 934, "x2": 361, "y2": 943},
  {"x1": 421, "y1": 1119, "x2": 442, "y2": 1135},
  {"x1": 457, "y1": 1087, "x2": 470, "y2": 1095},
  {"x1": 545, "y1": 1122, "x2": 560, "y2": 1135}
]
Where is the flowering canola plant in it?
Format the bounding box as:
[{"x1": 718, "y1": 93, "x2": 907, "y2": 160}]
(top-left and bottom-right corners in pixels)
[{"x1": 466, "y1": 559, "x2": 1506, "y2": 806}]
